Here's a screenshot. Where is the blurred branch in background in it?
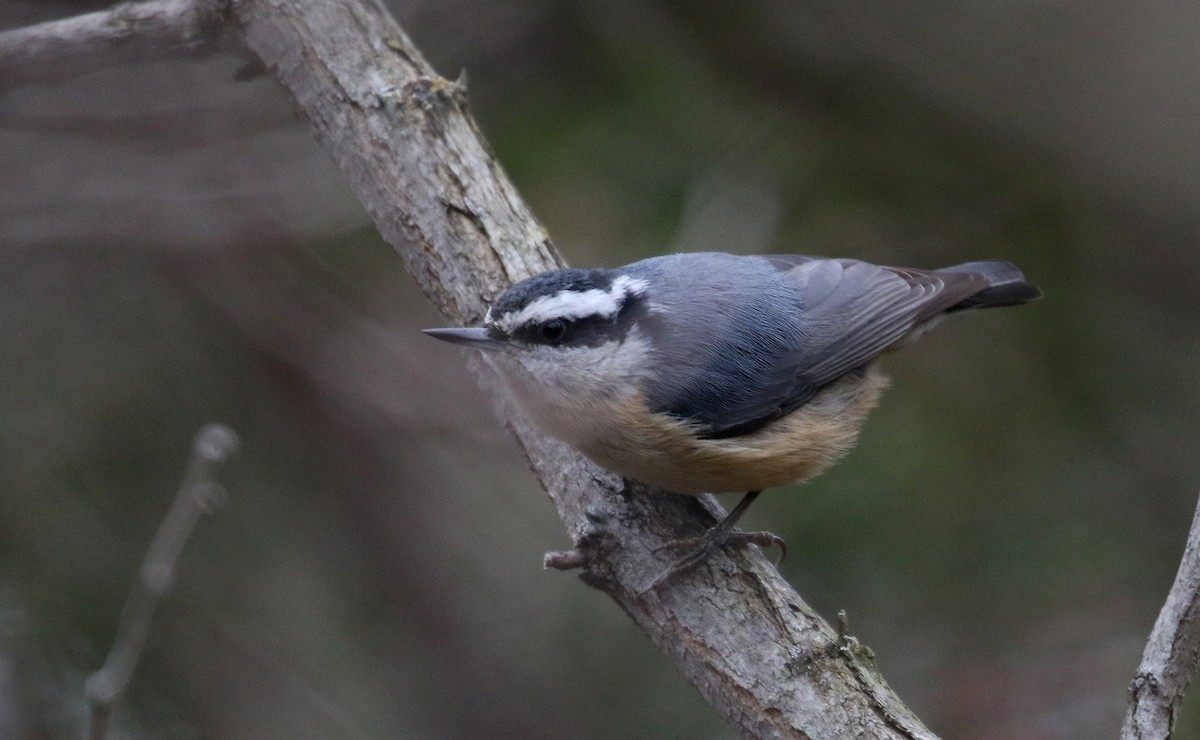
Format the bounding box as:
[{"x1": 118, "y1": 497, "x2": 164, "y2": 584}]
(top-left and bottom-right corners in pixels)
[
  {"x1": 85, "y1": 424, "x2": 239, "y2": 740},
  {"x1": 0, "y1": 0, "x2": 225, "y2": 87},
  {"x1": 1123, "y1": 491, "x2": 1200, "y2": 740}
]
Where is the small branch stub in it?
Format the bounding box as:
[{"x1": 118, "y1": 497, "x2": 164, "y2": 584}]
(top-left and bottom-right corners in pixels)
[{"x1": 544, "y1": 549, "x2": 586, "y2": 571}]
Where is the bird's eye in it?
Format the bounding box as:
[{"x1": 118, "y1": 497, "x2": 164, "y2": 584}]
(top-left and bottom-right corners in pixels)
[{"x1": 541, "y1": 319, "x2": 567, "y2": 342}]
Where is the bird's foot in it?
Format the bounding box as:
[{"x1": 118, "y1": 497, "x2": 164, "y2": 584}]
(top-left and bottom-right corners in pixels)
[{"x1": 640, "y1": 527, "x2": 786, "y2": 594}]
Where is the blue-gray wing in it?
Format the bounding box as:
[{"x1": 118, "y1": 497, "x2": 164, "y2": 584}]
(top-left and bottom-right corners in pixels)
[
  {"x1": 766, "y1": 255, "x2": 991, "y2": 387},
  {"x1": 663, "y1": 255, "x2": 1000, "y2": 438}
]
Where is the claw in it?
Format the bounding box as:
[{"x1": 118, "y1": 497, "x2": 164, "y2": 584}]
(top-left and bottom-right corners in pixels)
[{"x1": 748, "y1": 531, "x2": 786, "y2": 564}]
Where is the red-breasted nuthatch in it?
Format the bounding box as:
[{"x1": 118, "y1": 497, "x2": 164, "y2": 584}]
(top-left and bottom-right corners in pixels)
[{"x1": 425, "y1": 252, "x2": 1040, "y2": 587}]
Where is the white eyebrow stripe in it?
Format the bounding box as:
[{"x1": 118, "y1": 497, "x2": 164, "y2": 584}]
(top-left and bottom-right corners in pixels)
[{"x1": 493, "y1": 275, "x2": 648, "y2": 333}]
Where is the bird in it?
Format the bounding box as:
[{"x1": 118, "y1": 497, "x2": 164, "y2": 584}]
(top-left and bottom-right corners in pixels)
[{"x1": 424, "y1": 251, "x2": 1041, "y2": 589}]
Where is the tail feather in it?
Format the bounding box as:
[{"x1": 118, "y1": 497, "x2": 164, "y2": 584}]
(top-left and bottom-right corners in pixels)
[{"x1": 939, "y1": 260, "x2": 1042, "y2": 311}]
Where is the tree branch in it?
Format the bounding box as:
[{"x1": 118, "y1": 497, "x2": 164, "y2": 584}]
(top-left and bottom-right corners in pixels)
[
  {"x1": 1122, "y1": 491, "x2": 1200, "y2": 739},
  {"x1": 84, "y1": 424, "x2": 239, "y2": 740},
  {"x1": 0, "y1": 0, "x2": 228, "y2": 88}
]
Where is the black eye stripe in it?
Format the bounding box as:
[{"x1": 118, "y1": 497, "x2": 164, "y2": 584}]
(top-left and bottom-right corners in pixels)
[{"x1": 500, "y1": 288, "x2": 645, "y2": 348}]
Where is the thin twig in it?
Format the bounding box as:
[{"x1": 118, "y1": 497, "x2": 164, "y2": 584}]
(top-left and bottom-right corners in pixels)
[
  {"x1": 83, "y1": 424, "x2": 239, "y2": 740},
  {"x1": 1122, "y1": 491, "x2": 1200, "y2": 740}
]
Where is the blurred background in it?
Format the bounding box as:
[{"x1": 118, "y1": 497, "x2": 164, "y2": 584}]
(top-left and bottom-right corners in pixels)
[{"x1": 2, "y1": 0, "x2": 1199, "y2": 737}]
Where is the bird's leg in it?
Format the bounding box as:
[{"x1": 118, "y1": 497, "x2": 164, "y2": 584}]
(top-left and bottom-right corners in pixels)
[{"x1": 642, "y1": 490, "x2": 786, "y2": 593}]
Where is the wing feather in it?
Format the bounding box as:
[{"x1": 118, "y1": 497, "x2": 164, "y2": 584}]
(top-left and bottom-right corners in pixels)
[
  {"x1": 699, "y1": 257, "x2": 989, "y2": 437},
  {"x1": 631, "y1": 252, "x2": 1027, "y2": 439}
]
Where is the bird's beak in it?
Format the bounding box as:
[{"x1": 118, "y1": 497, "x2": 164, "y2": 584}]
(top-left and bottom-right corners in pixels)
[{"x1": 423, "y1": 326, "x2": 507, "y2": 351}]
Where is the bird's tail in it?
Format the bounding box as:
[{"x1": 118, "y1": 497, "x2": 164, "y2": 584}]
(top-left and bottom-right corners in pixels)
[{"x1": 940, "y1": 260, "x2": 1042, "y2": 311}]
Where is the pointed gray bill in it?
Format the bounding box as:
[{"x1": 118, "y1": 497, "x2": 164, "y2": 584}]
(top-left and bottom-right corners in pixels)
[{"x1": 423, "y1": 327, "x2": 506, "y2": 350}]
